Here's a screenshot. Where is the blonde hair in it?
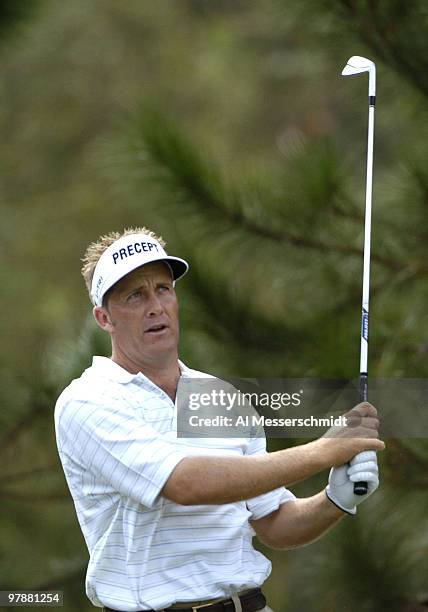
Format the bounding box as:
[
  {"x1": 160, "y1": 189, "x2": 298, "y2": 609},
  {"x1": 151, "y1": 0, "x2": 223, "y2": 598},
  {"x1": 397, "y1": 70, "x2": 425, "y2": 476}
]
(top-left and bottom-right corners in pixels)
[{"x1": 81, "y1": 227, "x2": 166, "y2": 295}]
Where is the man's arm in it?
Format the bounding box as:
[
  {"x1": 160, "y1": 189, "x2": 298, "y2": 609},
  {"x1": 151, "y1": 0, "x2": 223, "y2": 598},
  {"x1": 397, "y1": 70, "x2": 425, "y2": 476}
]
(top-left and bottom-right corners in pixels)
[
  {"x1": 161, "y1": 402, "x2": 384, "y2": 505},
  {"x1": 250, "y1": 491, "x2": 344, "y2": 549},
  {"x1": 250, "y1": 450, "x2": 380, "y2": 549}
]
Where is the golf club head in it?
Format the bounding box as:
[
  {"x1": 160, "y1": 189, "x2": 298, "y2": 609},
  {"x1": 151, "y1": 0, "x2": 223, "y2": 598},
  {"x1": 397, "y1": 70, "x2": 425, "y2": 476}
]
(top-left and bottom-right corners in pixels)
[
  {"x1": 342, "y1": 55, "x2": 374, "y2": 75},
  {"x1": 341, "y1": 56, "x2": 376, "y2": 96}
]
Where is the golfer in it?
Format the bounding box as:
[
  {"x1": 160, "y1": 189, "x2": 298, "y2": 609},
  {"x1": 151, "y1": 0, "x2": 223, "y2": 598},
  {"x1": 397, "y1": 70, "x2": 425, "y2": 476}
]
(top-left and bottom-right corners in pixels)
[{"x1": 55, "y1": 227, "x2": 384, "y2": 612}]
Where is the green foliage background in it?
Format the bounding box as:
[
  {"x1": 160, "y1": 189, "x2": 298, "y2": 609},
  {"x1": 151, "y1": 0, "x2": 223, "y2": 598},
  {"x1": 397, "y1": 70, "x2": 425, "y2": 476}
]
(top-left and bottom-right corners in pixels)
[{"x1": 0, "y1": 1, "x2": 427, "y2": 610}]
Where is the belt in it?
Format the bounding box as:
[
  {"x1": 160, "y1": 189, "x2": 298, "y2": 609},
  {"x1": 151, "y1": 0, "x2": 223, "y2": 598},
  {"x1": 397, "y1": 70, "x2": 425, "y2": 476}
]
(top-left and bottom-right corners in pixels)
[{"x1": 103, "y1": 588, "x2": 266, "y2": 612}]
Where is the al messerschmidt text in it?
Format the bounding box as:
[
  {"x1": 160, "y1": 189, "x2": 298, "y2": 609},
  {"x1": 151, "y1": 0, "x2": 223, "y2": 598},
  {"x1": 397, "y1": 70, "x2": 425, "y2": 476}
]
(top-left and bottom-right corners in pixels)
[{"x1": 188, "y1": 415, "x2": 348, "y2": 427}]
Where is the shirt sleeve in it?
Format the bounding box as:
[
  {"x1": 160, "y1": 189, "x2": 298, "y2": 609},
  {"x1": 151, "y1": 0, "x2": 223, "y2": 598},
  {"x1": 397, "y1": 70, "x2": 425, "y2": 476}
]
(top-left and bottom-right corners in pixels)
[
  {"x1": 244, "y1": 434, "x2": 296, "y2": 520},
  {"x1": 55, "y1": 391, "x2": 187, "y2": 509}
]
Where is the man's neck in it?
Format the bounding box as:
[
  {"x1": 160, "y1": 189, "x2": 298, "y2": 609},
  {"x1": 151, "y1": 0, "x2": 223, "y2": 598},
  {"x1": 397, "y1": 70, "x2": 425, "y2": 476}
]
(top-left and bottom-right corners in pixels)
[
  {"x1": 139, "y1": 360, "x2": 181, "y2": 402},
  {"x1": 111, "y1": 350, "x2": 180, "y2": 402}
]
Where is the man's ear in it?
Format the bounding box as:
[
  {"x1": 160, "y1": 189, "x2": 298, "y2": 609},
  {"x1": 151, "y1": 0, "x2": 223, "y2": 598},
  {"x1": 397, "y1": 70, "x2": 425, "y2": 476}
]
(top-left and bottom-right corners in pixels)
[{"x1": 93, "y1": 306, "x2": 114, "y2": 333}]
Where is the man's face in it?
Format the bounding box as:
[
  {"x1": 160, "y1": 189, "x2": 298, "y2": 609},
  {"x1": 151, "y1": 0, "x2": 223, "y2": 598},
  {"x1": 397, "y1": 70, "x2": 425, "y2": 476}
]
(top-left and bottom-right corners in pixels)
[{"x1": 98, "y1": 262, "x2": 179, "y2": 367}]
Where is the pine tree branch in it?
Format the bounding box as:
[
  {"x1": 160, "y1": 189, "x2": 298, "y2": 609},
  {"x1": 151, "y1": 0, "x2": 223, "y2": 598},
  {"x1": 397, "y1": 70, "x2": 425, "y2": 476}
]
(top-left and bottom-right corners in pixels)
[
  {"x1": 212, "y1": 200, "x2": 403, "y2": 271},
  {"x1": 136, "y1": 112, "x2": 405, "y2": 272}
]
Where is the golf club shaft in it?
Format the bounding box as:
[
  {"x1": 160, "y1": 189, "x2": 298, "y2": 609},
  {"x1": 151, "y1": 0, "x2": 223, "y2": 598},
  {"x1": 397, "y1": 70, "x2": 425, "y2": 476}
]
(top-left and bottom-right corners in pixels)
[{"x1": 354, "y1": 100, "x2": 375, "y2": 496}]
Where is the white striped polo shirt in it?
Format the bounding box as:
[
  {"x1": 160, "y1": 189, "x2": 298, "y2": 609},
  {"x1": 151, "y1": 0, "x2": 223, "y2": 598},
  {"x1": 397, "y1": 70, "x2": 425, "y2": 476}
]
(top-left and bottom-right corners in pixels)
[{"x1": 54, "y1": 357, "x2": 295, "y2": 611}]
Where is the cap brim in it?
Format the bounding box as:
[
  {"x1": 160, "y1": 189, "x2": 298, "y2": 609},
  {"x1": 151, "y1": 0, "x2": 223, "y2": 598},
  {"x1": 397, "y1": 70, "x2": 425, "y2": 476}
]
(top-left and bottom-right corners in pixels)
[{"x1": 161, "y1": 256, "x2": 189, "y2": 281}]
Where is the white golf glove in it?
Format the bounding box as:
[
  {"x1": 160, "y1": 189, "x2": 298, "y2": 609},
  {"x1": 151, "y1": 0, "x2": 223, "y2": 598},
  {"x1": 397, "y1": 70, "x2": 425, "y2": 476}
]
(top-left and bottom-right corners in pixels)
[{"x1": 325, "y1": 451, "x2": 379, "y2": 515}]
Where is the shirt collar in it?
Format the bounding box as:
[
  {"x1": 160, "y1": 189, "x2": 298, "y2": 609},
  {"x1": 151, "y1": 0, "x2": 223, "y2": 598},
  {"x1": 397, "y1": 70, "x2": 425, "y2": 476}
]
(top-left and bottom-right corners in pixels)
[
  {"x1": 90, "y1": 356, "x2": 194, "y2": 384},
  {"x1": 90, "y1": 356, "x2": 139, "y2": 383}
]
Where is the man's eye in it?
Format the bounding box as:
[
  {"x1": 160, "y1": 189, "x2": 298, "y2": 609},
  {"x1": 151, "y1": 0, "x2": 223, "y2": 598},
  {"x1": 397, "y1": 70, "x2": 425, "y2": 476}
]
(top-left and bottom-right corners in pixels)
[
  {"x1": 159, "y1": 285, "x2": 170, "y2": 292},
  {"x1": 128, "y1": 290, "x2": 141, "y2": 300}
]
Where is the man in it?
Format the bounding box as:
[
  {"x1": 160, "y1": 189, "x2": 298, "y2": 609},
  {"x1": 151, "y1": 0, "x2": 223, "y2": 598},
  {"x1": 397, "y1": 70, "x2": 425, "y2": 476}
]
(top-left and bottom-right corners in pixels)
[{"x1": 55, "y1": 227, "x2": 383, "y2": 612}]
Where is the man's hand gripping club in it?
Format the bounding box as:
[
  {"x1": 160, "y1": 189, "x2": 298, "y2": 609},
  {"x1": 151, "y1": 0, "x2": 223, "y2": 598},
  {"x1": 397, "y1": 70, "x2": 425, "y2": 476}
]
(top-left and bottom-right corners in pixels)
[{"x1": 323, "y1": 401, "x2": 381, "y2": 514}]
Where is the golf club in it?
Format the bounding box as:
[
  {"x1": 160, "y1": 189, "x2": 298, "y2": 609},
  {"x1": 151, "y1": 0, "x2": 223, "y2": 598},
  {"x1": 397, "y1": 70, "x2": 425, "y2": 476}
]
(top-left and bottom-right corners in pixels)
[{"x1": 341, "y1": 56, "x2": 376, "y2": 496}]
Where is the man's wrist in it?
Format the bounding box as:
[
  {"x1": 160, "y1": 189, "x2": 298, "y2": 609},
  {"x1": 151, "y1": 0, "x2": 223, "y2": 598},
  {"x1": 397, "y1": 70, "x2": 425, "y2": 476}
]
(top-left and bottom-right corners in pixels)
[
  {"x1": 325, "y1": 487, "x2": 356, "y2": 516},
  {"x1": 304, "y1": 439, "x2": 334, "y2": 474}
]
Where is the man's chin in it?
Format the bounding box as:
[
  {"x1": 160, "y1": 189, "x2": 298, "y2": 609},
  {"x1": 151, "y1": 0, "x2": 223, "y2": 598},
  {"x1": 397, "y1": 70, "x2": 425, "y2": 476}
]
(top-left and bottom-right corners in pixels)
[{"x1": 143, "y1": 333, "x2": 178, "y2": 352}]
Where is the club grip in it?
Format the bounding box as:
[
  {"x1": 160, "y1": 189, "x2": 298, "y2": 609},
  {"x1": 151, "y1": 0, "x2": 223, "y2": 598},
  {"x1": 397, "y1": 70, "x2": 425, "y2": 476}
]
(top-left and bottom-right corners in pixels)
[{"x1": 354, "y1": 373, "x2": 368, "y2": 495}]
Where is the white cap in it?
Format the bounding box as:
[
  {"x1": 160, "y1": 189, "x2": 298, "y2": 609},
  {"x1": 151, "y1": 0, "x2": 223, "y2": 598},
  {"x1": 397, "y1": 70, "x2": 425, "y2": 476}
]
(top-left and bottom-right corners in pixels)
[{"x1": 90, "y1": 233, "x2": 189, "y2": 306}]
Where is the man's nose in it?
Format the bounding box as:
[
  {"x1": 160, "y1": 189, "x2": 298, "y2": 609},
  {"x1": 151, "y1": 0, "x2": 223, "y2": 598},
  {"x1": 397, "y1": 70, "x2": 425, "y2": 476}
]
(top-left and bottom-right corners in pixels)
[{"x1": 146, "y1": 292, "x2": 164, "y2": 316}]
